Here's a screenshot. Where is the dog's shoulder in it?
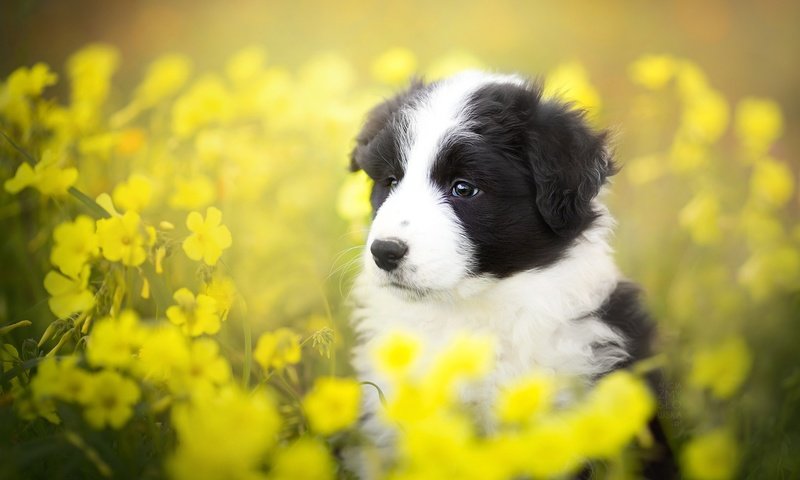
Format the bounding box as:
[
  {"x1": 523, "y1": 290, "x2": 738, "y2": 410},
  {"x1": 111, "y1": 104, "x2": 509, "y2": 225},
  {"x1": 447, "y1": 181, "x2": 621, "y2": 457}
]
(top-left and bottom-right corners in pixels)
[{"x1": 594, "y1": 280, "x2": 656, "y2": 366}]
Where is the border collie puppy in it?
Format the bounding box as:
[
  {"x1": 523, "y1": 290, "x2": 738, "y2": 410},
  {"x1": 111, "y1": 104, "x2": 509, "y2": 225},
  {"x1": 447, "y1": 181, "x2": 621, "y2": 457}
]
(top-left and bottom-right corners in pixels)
[{"x1": 348, "y1": 71, "x2": 673, "y2": 477}]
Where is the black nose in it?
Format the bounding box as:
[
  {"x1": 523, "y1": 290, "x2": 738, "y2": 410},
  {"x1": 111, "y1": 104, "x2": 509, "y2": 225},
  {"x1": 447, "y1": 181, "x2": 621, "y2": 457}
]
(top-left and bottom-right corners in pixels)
[{"x1": 370, "y1": 239, "x2": 408, "y2": 271}]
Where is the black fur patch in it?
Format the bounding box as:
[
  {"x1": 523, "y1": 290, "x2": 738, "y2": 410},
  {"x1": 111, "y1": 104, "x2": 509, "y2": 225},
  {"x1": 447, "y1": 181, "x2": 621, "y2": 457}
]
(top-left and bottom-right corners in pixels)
[
  {"x1": 431, "y1": 81, "x2": 615, "y2": 277},
  {"x1": 349, "y1": 80, "x2": 430, "y2": 212}
]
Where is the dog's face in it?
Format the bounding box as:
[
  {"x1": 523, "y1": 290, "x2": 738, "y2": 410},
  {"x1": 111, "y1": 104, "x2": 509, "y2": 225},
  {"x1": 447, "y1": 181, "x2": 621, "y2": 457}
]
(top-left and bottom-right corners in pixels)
[{"x1": 351, "y1": 71, "x2": 614, "y2": 298}]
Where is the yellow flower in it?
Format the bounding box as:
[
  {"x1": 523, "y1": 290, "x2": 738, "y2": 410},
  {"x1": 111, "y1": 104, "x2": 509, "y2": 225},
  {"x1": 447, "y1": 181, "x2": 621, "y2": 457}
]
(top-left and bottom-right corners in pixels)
[
  {"x1": 96, "y1": 211, "x2": 148, "y2": 266},
  {"x1": 269, "y1": 437, "x2": 335, "y2": 480},
  {"x1": 83, "y1": 370, "x2": 140, "y2": 429},
  {"x1": 735, "y1": 97, "x2": 783, "y2": 156},
  {"x1": 682, "y1": 430, "x2": 739, "y2": 480},
  {"x1": 136, "y1": 325, "x2": 191, "y2": 382},
  {"x1": 544, "y1": 62, "x2": 601, "y2": 113},
  {"x1": 303, "y1": 376, "x2": 362, "y2": 435},
  {"x1": 43, "y1": 266, "x2": 95, "y2": 319},
  {"x1": 629, "y1": 54, "x2": 676, "y2": 90},
  {"x1": 50, "y1": 215, "x2": 99, "y2": 278},
  {"x1": 3, "y1": 63, "x2": 57, "y2": 98},
  {"x1": 572, "y1": 370, "x2": 655, "y2": 458},
  {"x1": 495, "y1": 374, "x2": 555, "y2": 425},
  {"x1": 679, "y1": 192, "x2": 721, "y2": 245},
  {"x1": 373, "y1": 331, "x2": 421, "y2": 377},
  {"x1": 203, "y1": 274, "x2": 238, "y2": 321},
  {"x1": 429, "y1": 334, "x2": 494, "y2": 387},
  {"x1": 171, "y1": 75, "x2": 232, "y2": 137},
  {"x1": 166, "y1": 287, "x2": 221, "y2": 336},
  {"x1": 689, "y1": 336, "x2": 752, "y2": 399},
  {"x1": 4, "y1": 157, "x2": 78, "y2": 197},
  {"x1": 169, "y1": 387, "x2": 280, "y2": 480},
  {"x1": 134, "y1": 53, "x2": 192, "y2": 107},
  {"x1": 254, "y1": 328, "x2": 301, "y2": 371},
  {"x1": 67, "y1": 43, "x2": 119, "y2": 131},
  {"x1": 86, "y1": 310, "x2": 148, "y2": 370},
  {"x1": 737, "y1": 246, "x2": 800, "y2": 300},
  {"x1": 371, "y1": 47, "x2": 418, "y2": 86},
  {"x1": 336, "y1": 170, "x2": 372, "y2": 222},
  {"x1": 523, "y1": 419, "x2": 584, "y2": 478},
  {"x1": 169, "y1": 338, "x2": 232, "y2": 395},
  {"x1": 182, "y1": 207, "x2": 232, "y2": 266},
  {"x1": 680, "y1": 88, "x2": 729, "y2": 144},
  {"x1": 397, "y1": 412, "x2": 475, "y2": 476},
  {"x1": 225, "y1": 46, "x2": 267, "y2": 85},
  {"x1": 30, "y1": 356, "x2": 93, "y2": 404},
  {"x1": 169, "y1": 176, "x2": 216, "y2": 210},
  {"x1": 112, "y1": 173, "x2": 154, "y2": 213},
  {"x1": 750, "y1": 157, "x2": 794, "y2": 208}
]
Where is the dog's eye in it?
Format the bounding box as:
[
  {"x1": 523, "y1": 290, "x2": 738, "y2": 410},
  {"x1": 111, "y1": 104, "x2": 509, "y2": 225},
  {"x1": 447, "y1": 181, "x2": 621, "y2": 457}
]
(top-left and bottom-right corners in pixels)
[
  {"x1": 385, "y1": 177, "x2": 398, "y2": 189},
  {"x1": 451, "y1": 180, "x2": 480, "y2": 198}
]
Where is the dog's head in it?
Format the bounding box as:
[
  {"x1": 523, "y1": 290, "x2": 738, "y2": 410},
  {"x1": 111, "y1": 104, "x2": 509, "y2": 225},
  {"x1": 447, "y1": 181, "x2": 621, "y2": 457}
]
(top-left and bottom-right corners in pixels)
[{"x1": 351, "y1": 71, "x2": 615, "y2": 298}]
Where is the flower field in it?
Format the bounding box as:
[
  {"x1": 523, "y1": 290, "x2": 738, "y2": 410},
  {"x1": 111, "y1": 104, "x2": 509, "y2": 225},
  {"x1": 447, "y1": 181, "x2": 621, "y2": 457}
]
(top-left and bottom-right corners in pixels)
[{"x1": 1, "y1": 6, "x2": 799, "y2": 479}]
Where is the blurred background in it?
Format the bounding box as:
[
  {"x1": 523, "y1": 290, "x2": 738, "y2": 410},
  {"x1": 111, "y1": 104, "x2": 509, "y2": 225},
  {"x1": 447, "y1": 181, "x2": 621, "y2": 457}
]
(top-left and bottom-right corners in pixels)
[{"x1": 1, "y1": 0, "x2": 799, "y2": 478}]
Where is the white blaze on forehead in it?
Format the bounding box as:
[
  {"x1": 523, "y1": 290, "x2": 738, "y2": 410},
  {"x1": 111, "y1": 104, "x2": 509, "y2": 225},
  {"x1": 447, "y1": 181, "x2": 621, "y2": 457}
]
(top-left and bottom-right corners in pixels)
[{"x1": 401, "y1": 70, "x2": 526, "y2": 183}]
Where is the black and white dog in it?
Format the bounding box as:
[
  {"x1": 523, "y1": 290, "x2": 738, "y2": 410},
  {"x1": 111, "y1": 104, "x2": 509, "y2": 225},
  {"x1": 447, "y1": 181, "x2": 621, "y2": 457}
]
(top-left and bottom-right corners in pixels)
[{"x1": 348, "y1": 71, "x2": 673, "y2": 477}]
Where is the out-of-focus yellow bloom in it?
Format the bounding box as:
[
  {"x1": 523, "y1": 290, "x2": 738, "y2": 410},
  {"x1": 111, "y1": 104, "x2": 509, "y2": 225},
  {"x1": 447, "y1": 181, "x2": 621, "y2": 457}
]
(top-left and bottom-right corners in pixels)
[
  {"x1": 166, "y1": 288, "x2": 221, "y2": 336},
  {"x1": 337, "y1": 170, "x2": 372, "y2": 221},
  {"x1": 524, "y1": 419, "x2": 584, "y2": 478},
  {"x1": 137, "y1": 325, "x2": 190, "y2": 382},
  {"x1": 182, "y1": 207, "x2": 232, "y2": 266},
  {"x1": 4, "y1": 157, "x2": 78, "y2": 197},
  {"x1": 50, "y1": 215, "x2": 98, "y2": 278},
  {"x1": 169, "y1": 175, "x2": 216, "y2": 210},
  {"x1": 679, "y1": 192, "x2": 721, "y2": 245},
  {"x1": 112, "y1": 174, "x2": 154, "y2": 213},
  {"x1": 750, "y1": 157, "x2": 794, "y2": 208},
  {"x1": 397, "y1": 412, "x2": 475, "y2": 477},
  {"x1": 203, "y1": 274, "x2": 237, "y2": 321},
  {"x1": 429, "y1": 334, "x2": 494, "y2": 386},
  {"x1": 572, "y1": 370, "x2": 655, "y2": 458},
  {"x1": 495, "y1": 374, "x2": 555, "y2": 425},
  {"x1": 269, "y1": 437, "x2": 335, "y2": 480},
  {"x1": 254, "y1": 327, "x2": 301, "y2": 371},
  {"x1": 96, "y1": 211, "x2": 148, "y2": 266},
  {"x1": 299, "y1": 53, "x2": 355, "y2": 96},
  {"x1": 135, "y1": 54, "x2": 192, "y2": 107},
  {"x1": 670, "y1": 138, "x2": 709, "y2": 172},
  {"x1": 680, "y1": 89, "x2": 729, "y2": 144},
  {"x1": 83, "y1": 370, "x2": 140, "y2": 429},
  {"x1": 675, "y1": 61, "x2": 710, "y2": 100},
  {"x1": 371, "y1": 47, "x2": 418, "y2": 86},
  {"x1": 544, "y1": 62, "x2": 601, "y2": 113},
  {"x1": 67, "y1": 43, "x2": 119, "y2": 130},
  {"x1": 626, "y1": 154, "x2": 666, "y2": 185},
  {"x1": 169, "y1": 387, "x2": 280, "y2": 480},
  {"x1": 225, "y1": 46, "x2": 267, "y2": 85},
  {"x1": 735, "y1": 97, "x2": 783, "y2": 156},
  {"x1": 171, "y1": 75, "x2": 232, "y2": 137},
  {"x1": 373, "y1": 331, "x2": 421, "y2": 377},
  {"x1": 303, "y1": 376, "x2": 361, "y2": 435},
  {"x1": 629, "y1": 54, "x2": 676, "y2": 90},
  {"x1": 43, "y1": 266, "x2": 95, "y2": 319},
  {"x1": 168, "y1": 338, "x2": 232, "y2": 395},
  {"x1": 738, "y1": 246, "x2": 800, "y2": 300},
  {"x1": 31, "y1": 356, "x2": 92, "y2": 404},
  {"x1": 689, "y1": 336, "x2": 752, "y2": 399},
  {"x1": 86, "y1": 310, "x2": 147, "y2": 369},
  {"x1": 2, "y1": 63, "x2": 58, "y2": 98},
  {"x1": 682, "y1": 430, "x2": 739, "y2": 480}
]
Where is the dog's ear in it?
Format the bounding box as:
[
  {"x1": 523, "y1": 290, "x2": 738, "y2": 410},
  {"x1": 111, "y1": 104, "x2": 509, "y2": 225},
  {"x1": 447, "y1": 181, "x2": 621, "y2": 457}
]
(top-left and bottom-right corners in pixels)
[
  {"x1": 349, "y1": 78, "x2": 426, "y2": 172},
  {"x1": 526, "y1": 92, "x2": 616, "y2": 238}
]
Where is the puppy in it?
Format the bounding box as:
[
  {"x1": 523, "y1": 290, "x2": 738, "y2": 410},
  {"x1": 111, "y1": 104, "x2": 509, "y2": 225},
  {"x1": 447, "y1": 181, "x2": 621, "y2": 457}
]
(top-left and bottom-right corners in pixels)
[{"x1": 348, "y1": 71, "x2": 674, "y2": 477}]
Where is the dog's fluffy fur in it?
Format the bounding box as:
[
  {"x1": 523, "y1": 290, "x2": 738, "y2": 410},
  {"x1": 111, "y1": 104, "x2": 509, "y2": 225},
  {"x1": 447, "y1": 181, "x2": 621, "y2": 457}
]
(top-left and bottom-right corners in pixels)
[{"x1": 348, "y1": 71, "x2": 673, "y2": 477}]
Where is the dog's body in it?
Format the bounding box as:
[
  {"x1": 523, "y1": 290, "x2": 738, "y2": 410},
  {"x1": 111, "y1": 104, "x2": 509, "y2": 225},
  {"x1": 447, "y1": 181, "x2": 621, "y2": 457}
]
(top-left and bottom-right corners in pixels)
[{"x1": 348, "y1": 71, "x2": 672, "y2": 476}]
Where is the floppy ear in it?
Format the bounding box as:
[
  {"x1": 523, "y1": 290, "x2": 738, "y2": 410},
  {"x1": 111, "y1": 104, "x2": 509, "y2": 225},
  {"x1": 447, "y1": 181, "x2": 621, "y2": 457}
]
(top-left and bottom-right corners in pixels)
[
  {"x1": 526, "y1": 95, "x2": 616, "y2": 238},
  {"x1": 349, "y1": 78, "x2": 426, "y2": 172}
]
